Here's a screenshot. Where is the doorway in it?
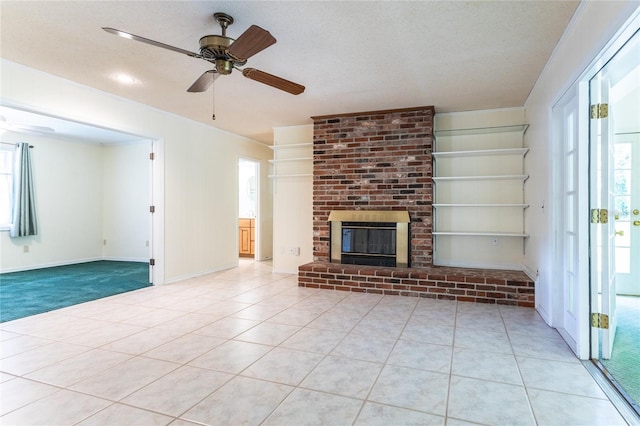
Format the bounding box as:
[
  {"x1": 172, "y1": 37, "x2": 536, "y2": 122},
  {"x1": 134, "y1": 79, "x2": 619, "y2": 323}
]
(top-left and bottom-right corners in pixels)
[
  {"x1": 589, "y1": 28, "x2": 639, "y2": 411},
  {"x1": 238, "y1": 158, "x2": 259, "y2": 260}
]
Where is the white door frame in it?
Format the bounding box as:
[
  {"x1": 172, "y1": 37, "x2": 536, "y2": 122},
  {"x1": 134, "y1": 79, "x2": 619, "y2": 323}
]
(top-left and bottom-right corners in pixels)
[
  {"x1": 238, "y1": 156, "x2": 261, "y2": 261},
  {"x1": 150, "y1": 138, "x2": 164, "y2": 285},
  {"x1": 551, "y1": 11, "x2": 639, "y2": 360}
]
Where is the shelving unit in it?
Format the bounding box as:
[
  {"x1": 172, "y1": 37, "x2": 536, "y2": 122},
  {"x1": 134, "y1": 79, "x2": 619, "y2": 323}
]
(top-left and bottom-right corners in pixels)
[
  {"x1": 432, "y1": 123, "x2": 529, "y2": 267},
  {"x1": 432, "y1": 147, "x2": 529, "y2": 158},
  {"x1": 433, "y1": 204, "x2": 529, "y2": 207},
  {"x1": 432, "y1": 231, "x2": 529, "y2": 237},
  {"x1": 432, "y1": 175, "x2": 529, "y2": 182},
  {"x1": 268, "y1": 143, "x2": 312, "y2": 150},
  {"x1": 268, "y1": 142, "x2": 313, "y2": 180}
]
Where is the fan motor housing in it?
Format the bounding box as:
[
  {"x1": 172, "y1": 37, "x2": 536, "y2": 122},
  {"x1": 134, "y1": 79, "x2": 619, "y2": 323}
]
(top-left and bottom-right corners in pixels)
[{"x1": 199, "y1": 35, "x2": 244, "y2": 74}]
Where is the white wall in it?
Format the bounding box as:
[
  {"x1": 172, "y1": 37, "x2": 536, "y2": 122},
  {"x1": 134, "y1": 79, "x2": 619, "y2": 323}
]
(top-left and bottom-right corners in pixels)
[
  {"x1": 523, "y1": 1, "x2": 639, "y2": 323},
  {"x1": 272, "y1": 124, "x2": 313, "y2": 273},
  {"x1": 1, "y1": 59, "x2": 274, "y2": 283},
  {"x1": 0, "y1": 133, "x2": 104, "y2": 270},
  {"x1": 102, "y1": 141, "x2": 150, "y2": 262}
]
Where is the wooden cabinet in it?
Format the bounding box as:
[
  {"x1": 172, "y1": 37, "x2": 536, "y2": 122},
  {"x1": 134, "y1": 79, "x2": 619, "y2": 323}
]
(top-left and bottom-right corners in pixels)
[{"x1": 239, "y1": 218, "x2": 255, "y2": 257}]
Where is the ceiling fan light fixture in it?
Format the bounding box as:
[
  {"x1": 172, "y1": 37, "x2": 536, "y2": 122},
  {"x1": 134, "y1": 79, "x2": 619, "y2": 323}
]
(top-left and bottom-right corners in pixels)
[{"x1": 215, "y1": 59, "x2": 234, "y2": 75}]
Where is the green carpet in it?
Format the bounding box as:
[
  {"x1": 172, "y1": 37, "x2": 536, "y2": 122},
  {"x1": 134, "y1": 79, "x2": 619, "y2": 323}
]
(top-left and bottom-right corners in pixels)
[
  {"x1": 601, "y1": 295, "x2": 640, "y2": 406},
  {"x1": 0, "y1": 261, "x2": 151, "y2": 323}
]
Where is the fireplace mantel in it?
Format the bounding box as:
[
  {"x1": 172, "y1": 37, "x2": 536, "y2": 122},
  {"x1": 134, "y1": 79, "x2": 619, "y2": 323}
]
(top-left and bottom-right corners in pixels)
[{"x1": 328, "y1": 210, "x2": 410, "y2": 223}]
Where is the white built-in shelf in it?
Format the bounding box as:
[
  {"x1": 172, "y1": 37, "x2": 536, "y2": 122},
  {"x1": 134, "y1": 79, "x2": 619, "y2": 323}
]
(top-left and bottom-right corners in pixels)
[
  {"x1": 434, "y1": 124, "x2": 529, "y2": 137},
  {"x1": 269, "y1": 143, "x2": 312, "y2": 150},
  {"x1": 432, "y1": 148, "x2": 529, "y2": 158},
  {"x1": 432, "y1": 231, "x2": 530, "y2": 237},
  {"x1": 268, "y1": 157, "x2": 313, "y2": 164},
  {"x1": 432, "y1": 122, "x2": 530, "y2": 263},
  {"x1": 432, "y1": 203, "x2": 529, "y2": 208},
  {"x1": 432, "y1": 174, "x2": 529, "y2": 182},
  {"x1": 268, "y1": 173, "x2": 312, "y2": 179}
]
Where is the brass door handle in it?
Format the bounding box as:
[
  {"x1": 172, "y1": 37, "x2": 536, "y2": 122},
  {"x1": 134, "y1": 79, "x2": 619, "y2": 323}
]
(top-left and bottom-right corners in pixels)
[
  {"x1": 615, "y1": 230, "x2": 624, "y2": 236},
  {"x1": 634, "y1": 209, "x2": 640, "y2": 215},
  {"x1": 634, "y1": 221, "x2": 640, "y2": 226}
]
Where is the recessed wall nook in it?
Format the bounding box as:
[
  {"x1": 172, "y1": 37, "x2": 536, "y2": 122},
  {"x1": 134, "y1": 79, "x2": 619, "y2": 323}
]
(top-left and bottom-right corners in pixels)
[{"x1": 298, "y1": 106, "x2": 534, "y2": 307}]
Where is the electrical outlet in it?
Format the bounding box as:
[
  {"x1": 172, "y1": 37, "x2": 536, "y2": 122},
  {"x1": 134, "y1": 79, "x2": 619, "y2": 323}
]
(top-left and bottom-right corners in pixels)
[
  {"x1": 288, "y1": 247, "x2": 300, "y2": 256},
  {"x1": 103, "y1": 239, "x2": 107, "y2": 246},
  {"x1": 23, "y1": 245, "x2": 29, "y2": 253}
]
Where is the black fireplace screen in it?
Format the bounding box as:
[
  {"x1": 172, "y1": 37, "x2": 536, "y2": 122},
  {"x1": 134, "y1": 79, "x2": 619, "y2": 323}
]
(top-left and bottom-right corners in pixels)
[
  {"x1": 329, "y1": 210, "x2": 410, "y2": 268},
  {"x1": 340, "y1": 222, "x2": 397, "y2": 267}
]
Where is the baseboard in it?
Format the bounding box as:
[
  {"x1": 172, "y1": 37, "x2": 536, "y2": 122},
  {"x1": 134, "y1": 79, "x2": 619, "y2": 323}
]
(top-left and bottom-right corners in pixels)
[
  {"x1": 536, "y1": 302, "x2": 552, "y2": 325},
  {"x1": 163, "y1": 262, "x2": 238, "y2": 285},
  {"x1": 102, "y1": 256, "x2": 149, "y2": 263},
  {"x1": 557, "y1": 327, "x2": 580, "y2": 358},
  {"x1": 272, "y1": 268, "x2": 299, "y2": 275},
  {"x1": 521, "y1": 264, "x2": 538, "y2": 281},
  {"x1": 0, "y1": 257, "x2": 145, "y2": 274}
]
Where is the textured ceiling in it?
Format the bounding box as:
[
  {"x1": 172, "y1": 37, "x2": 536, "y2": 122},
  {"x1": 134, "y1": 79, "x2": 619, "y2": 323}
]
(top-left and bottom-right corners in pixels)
[{"x1": 0, "y1": 1, "x2": 580, "y2": 144}]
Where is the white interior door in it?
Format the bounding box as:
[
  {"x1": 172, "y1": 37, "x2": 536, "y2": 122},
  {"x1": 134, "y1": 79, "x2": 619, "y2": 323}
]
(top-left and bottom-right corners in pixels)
[
  {"x1": 552, "y1": 85, "x2": 583, "y2": 354},
  {"x1": 589, "y1": 69, "x2": 618, "y2": 360}
]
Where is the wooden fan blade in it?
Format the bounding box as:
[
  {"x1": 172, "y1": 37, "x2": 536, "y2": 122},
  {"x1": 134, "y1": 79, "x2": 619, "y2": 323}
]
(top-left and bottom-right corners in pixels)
[
  {"x1": 227, "y1": 25, "x2": 276, "y2": 60},
  {"x1": 242, "y1": 68, "x2": 305, "y2": 95},
  {"x1": 187, "y1": 70, "x2": 218, "y2": 92},
  {"x1": 102, "y1": 27, "x2": 201, "y2": 58}
]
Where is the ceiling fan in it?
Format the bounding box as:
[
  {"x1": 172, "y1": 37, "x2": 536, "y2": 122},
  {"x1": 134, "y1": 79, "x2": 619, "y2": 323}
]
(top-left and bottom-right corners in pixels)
[
  {"x1": 0, "y1": 116, "x2": 55, "y2": 135},
  {"x1": 103, "y1": 12, "x2": 305, "y2": 119}
]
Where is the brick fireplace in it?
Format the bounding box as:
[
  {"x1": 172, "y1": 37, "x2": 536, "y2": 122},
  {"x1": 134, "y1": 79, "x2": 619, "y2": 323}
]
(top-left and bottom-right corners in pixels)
[
  {"x1": 298, "y1": 106, "x2": 534, "y2": 307},
  {"x1": 311, "y1": 106, "x2": 434, "y2": 266}
]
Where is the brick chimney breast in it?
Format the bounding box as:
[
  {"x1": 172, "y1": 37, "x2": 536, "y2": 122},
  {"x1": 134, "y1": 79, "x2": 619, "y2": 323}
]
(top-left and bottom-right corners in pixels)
[{"x1": 310, "y1": 106, "x2": 435, "y2": 268}]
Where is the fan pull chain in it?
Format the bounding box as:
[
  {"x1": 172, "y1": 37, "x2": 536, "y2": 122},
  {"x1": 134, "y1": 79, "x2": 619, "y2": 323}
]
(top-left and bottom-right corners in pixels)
[{"x1": 211, "y1": 78, "x2": 216, "y2": 120}]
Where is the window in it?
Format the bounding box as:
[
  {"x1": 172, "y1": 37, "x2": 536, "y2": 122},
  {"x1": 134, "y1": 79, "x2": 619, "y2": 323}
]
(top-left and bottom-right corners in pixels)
[{"x1": 0, "y1": 144, "x2": 14, "y2": 229}]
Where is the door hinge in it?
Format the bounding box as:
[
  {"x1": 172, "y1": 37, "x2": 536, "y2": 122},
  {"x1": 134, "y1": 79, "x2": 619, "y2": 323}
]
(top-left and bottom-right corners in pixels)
[
  {"x1": 150, "y1": 205, "x2": 155, "y2": 213},
  {"x1": 590, "y1": 103, "x2": 609, "y2": 119},
  {"x1": 150, "y1": 152, "x2": 155, "y2": 160},
  {"x1": 591, "y1": 313, "x2": 609, "y2": 329},
  {"x1": 149, "y1": 258, "x2": 155, "y2": 266},
  {"x1": 590, "y1": 208, "x2": 608, "y2": 224}
]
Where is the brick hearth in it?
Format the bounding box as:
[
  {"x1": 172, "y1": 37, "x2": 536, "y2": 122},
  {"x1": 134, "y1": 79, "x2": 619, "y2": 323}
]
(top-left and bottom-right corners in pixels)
[
  {"x1": 299, "y1": 105, "x2": 534, "y2": 307},
  {"x1": 299, "y1": 262, "x2": 534, "y2": 307}
]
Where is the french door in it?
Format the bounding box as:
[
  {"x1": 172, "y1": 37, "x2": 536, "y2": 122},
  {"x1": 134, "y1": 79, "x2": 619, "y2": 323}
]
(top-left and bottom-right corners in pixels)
[
  {"x1": 589, "y1": 68, "x2": 617, "y2": 360},
  {"x1": 614, "y1": 130, "x2": 640, "y2": 296},
  {"x1": 589, "y1": 29, "x2": 639, "y2": 360}
]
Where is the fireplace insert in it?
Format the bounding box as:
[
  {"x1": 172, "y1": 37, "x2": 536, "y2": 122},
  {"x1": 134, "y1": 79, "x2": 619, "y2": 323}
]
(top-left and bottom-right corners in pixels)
[
  {"x1": 329, "y1": 210, "x2": 410, "y2": 268},
  {"x1": 341, "y1": 222, "x2": 397, "y2": 266}
]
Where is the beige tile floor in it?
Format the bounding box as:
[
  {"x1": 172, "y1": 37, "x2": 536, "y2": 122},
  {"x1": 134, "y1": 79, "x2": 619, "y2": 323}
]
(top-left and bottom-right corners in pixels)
[{"x1": 0, "y1": 259, "x2": 628, "y2": 425}]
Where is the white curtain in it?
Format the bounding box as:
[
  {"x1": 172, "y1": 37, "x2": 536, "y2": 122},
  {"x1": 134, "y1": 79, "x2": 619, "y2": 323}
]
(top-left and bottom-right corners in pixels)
[{"x1": 10, "y1": 142, "x2": 38, "y2": 237}]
